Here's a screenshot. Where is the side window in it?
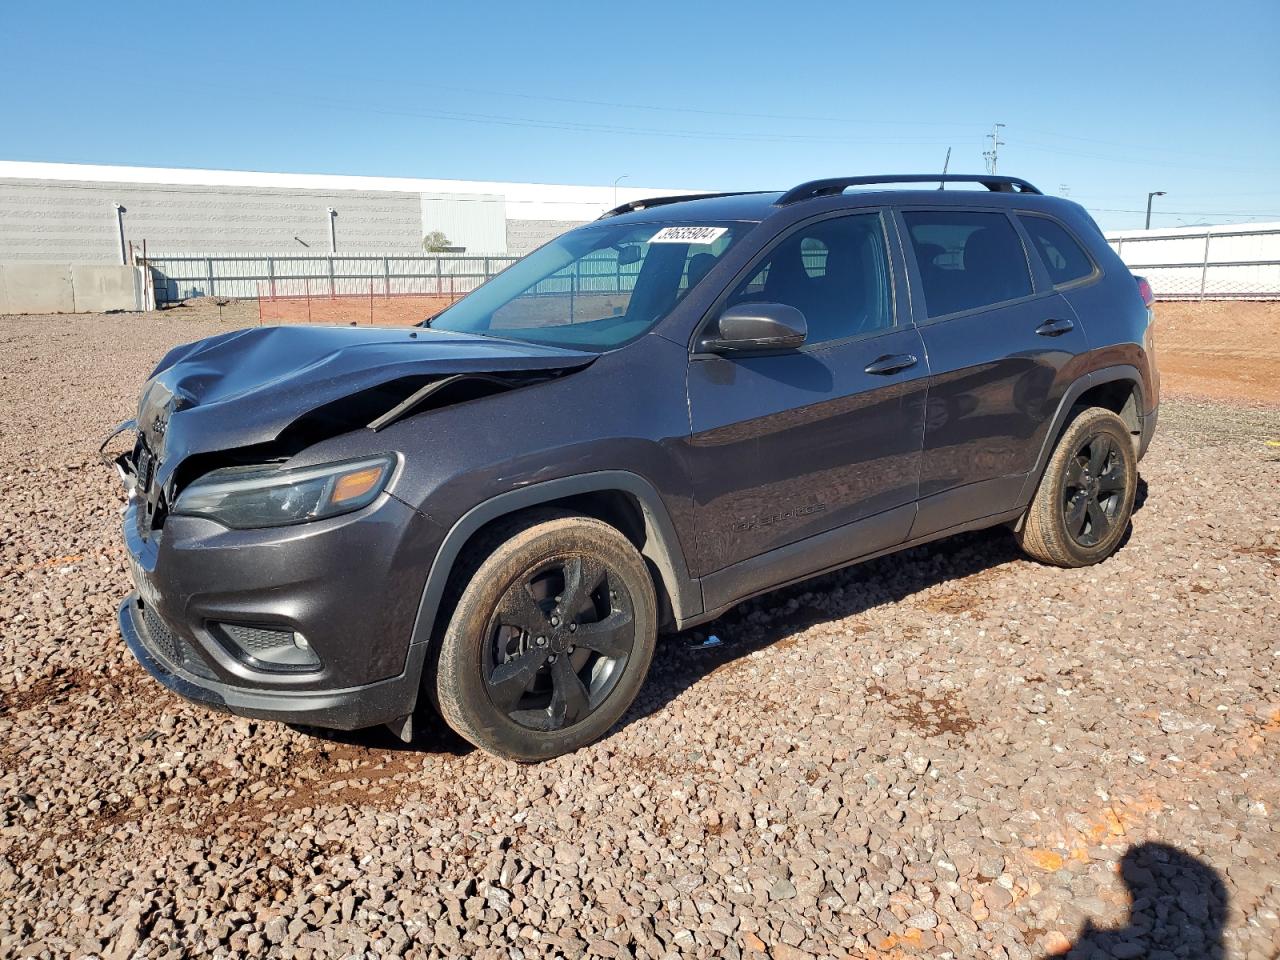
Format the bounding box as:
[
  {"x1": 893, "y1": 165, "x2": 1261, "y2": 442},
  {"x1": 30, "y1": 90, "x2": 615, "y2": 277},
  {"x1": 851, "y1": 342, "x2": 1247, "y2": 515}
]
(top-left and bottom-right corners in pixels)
[
  {"x1": 726, "y1": 213, "x2": 893, "y2": 345},
  {"x1": 903, "y1": 210, "x2": 1033, "y2": 318},
  {"x1": 1018, "y1": 214, "x2": 1094, "y2": 285}
]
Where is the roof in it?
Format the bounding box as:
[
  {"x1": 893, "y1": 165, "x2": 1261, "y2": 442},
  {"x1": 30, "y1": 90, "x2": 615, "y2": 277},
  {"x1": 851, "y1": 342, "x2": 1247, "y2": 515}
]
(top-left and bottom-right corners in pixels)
[{"x1": 601, "y1": 177, "x2": 1073, "y2": 227}]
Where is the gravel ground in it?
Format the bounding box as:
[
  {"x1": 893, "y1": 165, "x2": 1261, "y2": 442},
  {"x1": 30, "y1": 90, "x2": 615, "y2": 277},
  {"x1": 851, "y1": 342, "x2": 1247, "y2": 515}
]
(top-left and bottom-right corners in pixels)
[{"x1": 1, "y1": 310, "x2": 1277, "y2": 960}]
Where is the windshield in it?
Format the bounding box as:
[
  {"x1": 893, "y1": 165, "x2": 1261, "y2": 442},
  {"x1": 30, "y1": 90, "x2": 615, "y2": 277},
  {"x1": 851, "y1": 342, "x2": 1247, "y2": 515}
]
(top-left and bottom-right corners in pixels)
[{"x1": 429, "y1": 220, "x2": 747, "y2": 350}]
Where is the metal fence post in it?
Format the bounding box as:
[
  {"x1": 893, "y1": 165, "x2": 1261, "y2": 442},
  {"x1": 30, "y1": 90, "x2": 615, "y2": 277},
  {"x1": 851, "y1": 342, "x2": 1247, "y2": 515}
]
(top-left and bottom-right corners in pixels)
[
  {"x1": 327, "y1": 254, "x2": 336, "y2": 299},
  {"x1": 1199, "y1": 232, "x2": 1211, "y2": 300},
  {"x1": 206, "y1": 257, "x2": 214, "y2": 298},
  {"x1": 435, "y1": 256, "x2": 443, "y2": 297},
  {"x1": 570, "y1": 260, "x2": 578, "y2": 321},
  {"x1": 383, "y1": 255, "x2": 391, "y2": 298},
  {"x1": 267, "y1": 256, "x2": 276, "y2": 300}
]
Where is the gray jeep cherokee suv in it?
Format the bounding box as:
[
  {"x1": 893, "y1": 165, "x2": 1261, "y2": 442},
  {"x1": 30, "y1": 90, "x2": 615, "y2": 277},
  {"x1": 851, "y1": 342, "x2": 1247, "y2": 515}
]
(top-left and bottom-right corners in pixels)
[{"x1": 107, "y1": 173, "x2": 1159, "y2": 760}]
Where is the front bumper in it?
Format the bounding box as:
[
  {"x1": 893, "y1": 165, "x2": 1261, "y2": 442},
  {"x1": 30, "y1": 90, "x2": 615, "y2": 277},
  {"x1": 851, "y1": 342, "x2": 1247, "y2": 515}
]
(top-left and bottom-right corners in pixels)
[
  {"x1": 116, "y1": 488, "x2": 444, "y2": 731},
  {"x1": 120, "y1": 593, "x2": 429, "y2": 729}
]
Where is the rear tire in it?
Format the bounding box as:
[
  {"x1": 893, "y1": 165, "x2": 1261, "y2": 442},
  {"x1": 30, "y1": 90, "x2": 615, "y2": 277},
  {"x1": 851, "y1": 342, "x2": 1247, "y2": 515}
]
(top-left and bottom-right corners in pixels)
[
  {"x1": 435, "y1": 512, "x2": 657, "y2": 761},
  {"x1": 1017, "y1": 407, "x2": 1138, "y2": 568}
]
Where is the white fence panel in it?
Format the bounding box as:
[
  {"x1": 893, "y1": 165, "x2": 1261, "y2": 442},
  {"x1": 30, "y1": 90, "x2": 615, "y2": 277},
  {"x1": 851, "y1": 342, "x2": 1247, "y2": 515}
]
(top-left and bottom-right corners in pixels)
[{"x1": 1106, "y1": 223, "x2": 1280, "y2": 300}]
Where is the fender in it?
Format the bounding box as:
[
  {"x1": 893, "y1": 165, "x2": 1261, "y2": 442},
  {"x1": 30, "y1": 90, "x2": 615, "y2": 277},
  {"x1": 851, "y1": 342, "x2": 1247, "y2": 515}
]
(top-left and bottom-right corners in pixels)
[
  {"x1": 407, "y1": 471, "x2": 702, "y2": 650},
  {"x1": 1017, "y1": 364, "x2": 1145, "y2": 508}
]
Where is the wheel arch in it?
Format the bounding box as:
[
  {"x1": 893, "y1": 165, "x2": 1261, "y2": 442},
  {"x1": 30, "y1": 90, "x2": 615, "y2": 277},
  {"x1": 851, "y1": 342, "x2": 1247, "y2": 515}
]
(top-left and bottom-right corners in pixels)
[
  {"x1": 1017, "y1": 365, "x2": 1145, "y2": 513},
  {"x1": 408, "y1": 471, "x2": 701, "y2": 654}
]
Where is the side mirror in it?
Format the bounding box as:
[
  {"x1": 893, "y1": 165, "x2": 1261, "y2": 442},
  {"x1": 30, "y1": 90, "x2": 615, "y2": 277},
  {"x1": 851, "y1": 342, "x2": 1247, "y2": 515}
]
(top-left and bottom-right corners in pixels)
[{"x1": 701, "y1": 302, "x2": 807, "y2": 354}]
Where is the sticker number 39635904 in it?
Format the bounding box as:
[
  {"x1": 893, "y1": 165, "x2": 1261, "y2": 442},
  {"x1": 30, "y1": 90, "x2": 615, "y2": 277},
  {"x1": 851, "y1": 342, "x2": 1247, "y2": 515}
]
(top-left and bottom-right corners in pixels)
[{"x1": 648, "y1": 226, "x2": 728, "y2": 245}]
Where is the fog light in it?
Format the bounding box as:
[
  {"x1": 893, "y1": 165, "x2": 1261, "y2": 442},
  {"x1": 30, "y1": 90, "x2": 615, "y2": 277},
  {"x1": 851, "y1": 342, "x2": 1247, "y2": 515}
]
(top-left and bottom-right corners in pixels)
[{"x1": 215, "y1": 622, "x2": 322, "y2": 671}]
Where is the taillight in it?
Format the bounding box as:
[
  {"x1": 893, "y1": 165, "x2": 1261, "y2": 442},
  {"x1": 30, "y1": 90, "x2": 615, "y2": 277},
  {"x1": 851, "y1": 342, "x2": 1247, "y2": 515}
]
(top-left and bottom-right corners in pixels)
[{"x1": 1134, "y1": 275, "x2": 1155, "y2": 308}]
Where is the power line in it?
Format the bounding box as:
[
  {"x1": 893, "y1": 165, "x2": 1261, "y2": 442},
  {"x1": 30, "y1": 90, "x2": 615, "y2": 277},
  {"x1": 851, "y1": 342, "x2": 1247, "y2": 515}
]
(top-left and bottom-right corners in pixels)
[
  {"x1": 204, "y1": 88, "x2": 959, "y2": 149},
  {"x1": 185, "y1": 71, "x2": 983, "y2": 131},
  {"x1": 420, "y1": 81, "x2": 983, "y2": 130},
  {"x1": 1015, "y1": 140, "x2": 1270, "y2": 175},
  {"x1": 1090, "y1": 207, "x2": 1280, "y2": 218}
]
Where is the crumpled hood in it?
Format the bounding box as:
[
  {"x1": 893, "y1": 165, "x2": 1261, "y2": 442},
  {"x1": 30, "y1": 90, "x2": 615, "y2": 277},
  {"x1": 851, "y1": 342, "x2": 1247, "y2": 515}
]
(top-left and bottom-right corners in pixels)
[{"x1": 136, "y1": 324, "x2": 595, "y2": 472}]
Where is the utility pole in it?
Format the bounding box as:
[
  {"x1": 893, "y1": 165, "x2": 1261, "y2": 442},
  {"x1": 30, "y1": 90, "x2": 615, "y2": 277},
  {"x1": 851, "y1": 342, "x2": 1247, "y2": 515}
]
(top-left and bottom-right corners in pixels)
[
  {"x1": 1145, "y1": 191, "x2": 1166, "y2": 230},
  {"x1": 982, "y1": 123, "x2": 1005, "y2": 175}
]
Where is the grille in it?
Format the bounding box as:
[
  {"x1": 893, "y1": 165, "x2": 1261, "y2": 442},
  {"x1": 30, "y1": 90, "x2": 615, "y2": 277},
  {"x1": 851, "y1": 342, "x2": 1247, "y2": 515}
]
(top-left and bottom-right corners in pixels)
[
  {"x1": 139, "y1": 604, "x2": 216, "y2": 680},
  {"x1": 221, "y1": 623, "x2": 294, "y2": 653},
  {"x1": 142, "y1": 605, "x2": 179, "y2": 662}
]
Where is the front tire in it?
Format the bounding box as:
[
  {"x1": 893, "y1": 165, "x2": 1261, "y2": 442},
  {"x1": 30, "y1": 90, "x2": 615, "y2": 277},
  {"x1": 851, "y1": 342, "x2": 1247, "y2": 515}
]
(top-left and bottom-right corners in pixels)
[
  {"x1": 1017, "y1": 407, "x2": 1138, "y2": 568},
  {"x1": 434, "y1": 513, "x2": 658, "y2": 761}
]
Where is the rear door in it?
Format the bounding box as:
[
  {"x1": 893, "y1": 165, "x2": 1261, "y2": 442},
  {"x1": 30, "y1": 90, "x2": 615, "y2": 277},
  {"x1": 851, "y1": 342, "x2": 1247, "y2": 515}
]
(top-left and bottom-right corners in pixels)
[
  {"x1": 683, "y1": 210, "x2": 929, "y2": 607},
  {"x1": 896, "y1": 207, "x2": 1090, "y2": 536}
]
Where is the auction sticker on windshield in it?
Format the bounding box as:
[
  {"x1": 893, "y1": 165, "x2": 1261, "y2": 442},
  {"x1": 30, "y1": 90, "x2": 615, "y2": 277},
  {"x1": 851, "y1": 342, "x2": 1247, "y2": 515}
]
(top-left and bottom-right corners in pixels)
[{"x1": 648, "y1": 226, "x2": 728, "y2": 244}]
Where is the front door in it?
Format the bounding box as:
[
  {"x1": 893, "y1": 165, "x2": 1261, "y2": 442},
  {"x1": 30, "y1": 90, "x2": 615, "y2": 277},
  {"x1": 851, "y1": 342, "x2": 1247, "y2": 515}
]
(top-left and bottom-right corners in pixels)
[
  {"x1": 683, "y1": 211, "x2": 929, "y2": 607},
  {"x1": 896, "y1": 207, "x2": 1091, "y2": 535}
]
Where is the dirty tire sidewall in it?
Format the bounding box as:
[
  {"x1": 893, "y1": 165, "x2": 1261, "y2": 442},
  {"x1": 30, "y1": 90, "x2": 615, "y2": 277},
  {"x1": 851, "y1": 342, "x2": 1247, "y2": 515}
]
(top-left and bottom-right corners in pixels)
[
  {"x1": 435, "y1": 515, "x2": 657, "y2": 761},
  {"x1": 1017, "y1": 407, "x2": 1139, "y2": 568}
]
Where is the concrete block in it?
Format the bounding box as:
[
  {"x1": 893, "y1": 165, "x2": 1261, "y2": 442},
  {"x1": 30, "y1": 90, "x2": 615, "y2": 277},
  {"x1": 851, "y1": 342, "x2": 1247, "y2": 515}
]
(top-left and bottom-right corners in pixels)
[
  {"x1": 70, "y1": 264, "x2": 145, "y2": 312},
  {"x1": 0, "y1": 262, "x2": 75, "y2": 313}
]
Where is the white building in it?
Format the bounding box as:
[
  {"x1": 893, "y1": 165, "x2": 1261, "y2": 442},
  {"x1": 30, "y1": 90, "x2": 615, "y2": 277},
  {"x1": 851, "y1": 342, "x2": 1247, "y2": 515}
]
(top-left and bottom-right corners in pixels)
[{"x1": 0, "y1": 161, "x2": 696, "y2": 262}]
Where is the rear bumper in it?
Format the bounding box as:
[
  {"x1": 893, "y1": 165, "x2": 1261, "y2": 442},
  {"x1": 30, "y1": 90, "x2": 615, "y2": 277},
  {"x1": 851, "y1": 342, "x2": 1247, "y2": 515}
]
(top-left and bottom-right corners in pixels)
[{"x1": 120, "y1": 593, "x2": 428, "y2": 729}]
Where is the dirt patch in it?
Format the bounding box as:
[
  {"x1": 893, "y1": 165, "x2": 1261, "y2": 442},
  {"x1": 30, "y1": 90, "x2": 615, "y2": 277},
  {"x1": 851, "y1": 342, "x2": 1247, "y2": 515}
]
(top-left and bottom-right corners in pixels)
[
  {"x1": 1154, "y1": 300, "x2": 1280, "y2": 405},
  {"x1": 0, "y1": 666, "x2": 89, "y2": 715},
  {"x1": 255, "y1": 293, "x2": 458, "y2": 327},
  {"x1": 867, "y1": 683, "x2": 979, "y2": 738}
]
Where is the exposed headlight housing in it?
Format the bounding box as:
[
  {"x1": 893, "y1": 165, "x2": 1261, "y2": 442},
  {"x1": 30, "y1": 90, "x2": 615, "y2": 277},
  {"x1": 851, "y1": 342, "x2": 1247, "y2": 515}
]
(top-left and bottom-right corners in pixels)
[{"x1": 172, "y1": 455, "x2": 396, "y2": 529}]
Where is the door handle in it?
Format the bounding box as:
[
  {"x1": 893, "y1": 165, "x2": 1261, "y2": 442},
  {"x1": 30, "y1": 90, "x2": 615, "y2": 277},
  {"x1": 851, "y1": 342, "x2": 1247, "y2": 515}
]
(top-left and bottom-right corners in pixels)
[
  {"x1": 1035, "y1": 318, "x2": 1075, "y2": 337},
  {"x1": 864, "y1": 353, "x2": 918, "y2": 375}
]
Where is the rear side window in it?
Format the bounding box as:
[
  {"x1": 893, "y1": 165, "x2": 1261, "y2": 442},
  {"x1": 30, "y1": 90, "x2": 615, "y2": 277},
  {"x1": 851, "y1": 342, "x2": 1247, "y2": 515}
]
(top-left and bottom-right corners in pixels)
[
  {"x1": 725, "y1": 213, "x2": 894, "y2": 345},
  {"x1": 903, "y1": 210, "x2": 1033, "y2": 318},
  {"x1": 1019, "y1": 214, "x2": 1095, "y2": 285}
]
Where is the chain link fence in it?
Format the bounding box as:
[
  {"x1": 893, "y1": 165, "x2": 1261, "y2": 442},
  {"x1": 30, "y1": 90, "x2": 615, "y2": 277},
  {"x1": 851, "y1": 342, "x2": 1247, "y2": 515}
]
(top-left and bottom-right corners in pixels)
[{"x1": 1107, "y1": 226, "x2": 1280, "y2": 300}]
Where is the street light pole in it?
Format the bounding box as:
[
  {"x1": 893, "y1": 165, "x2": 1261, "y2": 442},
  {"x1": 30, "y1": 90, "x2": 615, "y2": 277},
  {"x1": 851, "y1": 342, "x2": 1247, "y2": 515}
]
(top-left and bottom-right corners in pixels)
[
  {"x1": 613, "y1": 175, "x2": 629, "y2": 208},
  {"x1": 1145, "y1": 191, "x2": 1166, "y2": 230}
]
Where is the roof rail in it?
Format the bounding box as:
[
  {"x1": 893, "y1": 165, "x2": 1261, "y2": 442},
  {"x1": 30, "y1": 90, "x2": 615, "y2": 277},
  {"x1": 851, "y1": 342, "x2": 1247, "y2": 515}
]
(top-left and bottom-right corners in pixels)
[
  {"x1": 777, "y1": 174, "x2": 1042, "y2": 206},
  {"x1": 598, "y1": 191, "x2": 767, "y2": 219}
]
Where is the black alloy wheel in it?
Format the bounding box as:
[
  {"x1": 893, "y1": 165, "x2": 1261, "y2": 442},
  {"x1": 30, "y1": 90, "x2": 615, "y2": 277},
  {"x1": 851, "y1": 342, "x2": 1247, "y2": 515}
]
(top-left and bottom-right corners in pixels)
[
  {"x1": 1062, "y1": 432, "x2": 1128, "y2": 547},
  {"x1": 483, "y1": 555, "x2": 635, "y2": 731},
  {"x1": 1016, "y1": 406, "x2": 1139, "y2": 568},
  {"x1": 433, "y1": 511, "x2": 658, "y2": 761}
]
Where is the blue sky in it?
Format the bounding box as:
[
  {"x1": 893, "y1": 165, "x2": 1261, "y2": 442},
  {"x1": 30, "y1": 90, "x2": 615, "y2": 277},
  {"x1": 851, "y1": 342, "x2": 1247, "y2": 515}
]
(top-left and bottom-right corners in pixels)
[{"x1": 3, "y1": 0, "x2": 1277, "y2": 230}]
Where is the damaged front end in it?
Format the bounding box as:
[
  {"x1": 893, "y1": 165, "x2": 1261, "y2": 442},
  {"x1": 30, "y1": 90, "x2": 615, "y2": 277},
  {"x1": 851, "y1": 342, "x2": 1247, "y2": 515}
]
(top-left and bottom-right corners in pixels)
[
  {"x1": 105, "y1": 324, "x2": 596, "y2": 537},
  {"x1": 104, "y1": 323, "x2": 596, "y2": 732}
]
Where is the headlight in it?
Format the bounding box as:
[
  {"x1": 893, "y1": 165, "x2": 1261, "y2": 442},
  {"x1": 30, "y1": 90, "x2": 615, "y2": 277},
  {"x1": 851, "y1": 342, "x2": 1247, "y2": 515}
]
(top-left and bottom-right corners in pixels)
[{"x1": 172, "y1": 455, "x2": 396, "y2": 529}]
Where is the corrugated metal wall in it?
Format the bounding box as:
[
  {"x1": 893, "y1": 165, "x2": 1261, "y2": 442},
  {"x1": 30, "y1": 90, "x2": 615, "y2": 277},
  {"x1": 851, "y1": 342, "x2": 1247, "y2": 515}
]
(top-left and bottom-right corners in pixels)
[{"x1": 420, "y1": 193, "x2": 507, "y2": 253}]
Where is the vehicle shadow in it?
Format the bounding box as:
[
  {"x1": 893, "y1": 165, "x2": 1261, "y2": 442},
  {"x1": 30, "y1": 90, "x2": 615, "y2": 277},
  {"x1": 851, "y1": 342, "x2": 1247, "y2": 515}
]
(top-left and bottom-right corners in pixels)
[
  {"x1": 628, "y1": 524, "x2": 1024, "y2": 726},
  {"x1": 292, "y1": 718, "x2": 474, "y2": 757},
  {"x1": 1055, "y1": 842, "x2": 1227, "y2": 960},
  {"x1": 627, "y1": 476, "x2": 1149, "y2": 729}
]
